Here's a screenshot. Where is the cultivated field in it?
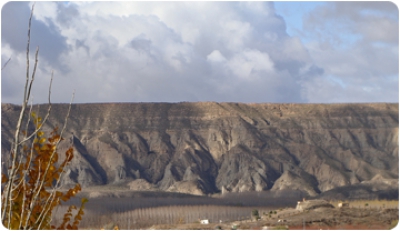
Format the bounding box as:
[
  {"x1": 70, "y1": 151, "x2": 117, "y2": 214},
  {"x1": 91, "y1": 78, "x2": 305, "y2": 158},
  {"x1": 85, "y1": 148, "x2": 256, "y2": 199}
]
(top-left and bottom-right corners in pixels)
[{"x1": 51, "y1": 191, "x2": 398, "y2": 229}]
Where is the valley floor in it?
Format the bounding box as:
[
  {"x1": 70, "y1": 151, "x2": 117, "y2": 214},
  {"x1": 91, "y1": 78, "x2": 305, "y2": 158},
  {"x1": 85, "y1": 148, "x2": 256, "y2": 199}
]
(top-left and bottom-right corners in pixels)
[
  {"x1": 53, "y1": 194, "x2": 398, "y2": 230},
  {"x1": 148, "y1": 206, "x2": 399, "y2": 230}
]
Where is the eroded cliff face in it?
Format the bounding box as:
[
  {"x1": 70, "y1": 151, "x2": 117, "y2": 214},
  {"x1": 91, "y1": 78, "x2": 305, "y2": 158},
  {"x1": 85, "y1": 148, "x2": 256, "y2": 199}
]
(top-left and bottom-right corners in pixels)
[{"x1": 2, "y1": 102, "x2": 398, "y2": 197}]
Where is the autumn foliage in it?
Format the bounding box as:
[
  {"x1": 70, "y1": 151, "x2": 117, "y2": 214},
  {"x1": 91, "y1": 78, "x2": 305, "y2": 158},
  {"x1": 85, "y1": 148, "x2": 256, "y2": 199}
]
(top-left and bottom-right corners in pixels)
[
  {"x1": 1, "y1": 3, "x2": 86, "y2": 229},
  {"x1": 1, "y1": 113, "x2": 87, "y2": 229}
]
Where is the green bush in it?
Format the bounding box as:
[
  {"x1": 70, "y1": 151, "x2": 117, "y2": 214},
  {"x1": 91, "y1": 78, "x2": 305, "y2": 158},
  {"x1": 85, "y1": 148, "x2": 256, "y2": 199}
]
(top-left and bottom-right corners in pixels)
[{"x1": 252, "y1": 209, "x2": 259, "y2": 217}]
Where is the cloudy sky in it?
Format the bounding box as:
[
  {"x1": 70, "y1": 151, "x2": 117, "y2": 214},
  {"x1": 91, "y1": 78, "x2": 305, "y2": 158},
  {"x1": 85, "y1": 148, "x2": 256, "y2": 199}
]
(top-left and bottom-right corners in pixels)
[{"x1": 1, "y1": 1, "x2": 398, "y2": 104}]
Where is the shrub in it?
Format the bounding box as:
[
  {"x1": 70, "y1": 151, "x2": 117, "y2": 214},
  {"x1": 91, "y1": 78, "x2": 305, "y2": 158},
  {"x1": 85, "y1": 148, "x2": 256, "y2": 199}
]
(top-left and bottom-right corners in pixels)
[
  {"x1": 252, "y1": 209, "x2": 260, "y2": 220},
  {"x1": 1, "y1": 3, "x2": 86, "y2": 229}
]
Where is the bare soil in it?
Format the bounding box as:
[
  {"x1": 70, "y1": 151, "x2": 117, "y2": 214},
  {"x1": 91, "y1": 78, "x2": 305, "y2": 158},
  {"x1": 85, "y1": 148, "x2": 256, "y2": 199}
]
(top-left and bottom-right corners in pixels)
[{"x1": 149, "y1": 207, "x2": 399, "y2": 230}]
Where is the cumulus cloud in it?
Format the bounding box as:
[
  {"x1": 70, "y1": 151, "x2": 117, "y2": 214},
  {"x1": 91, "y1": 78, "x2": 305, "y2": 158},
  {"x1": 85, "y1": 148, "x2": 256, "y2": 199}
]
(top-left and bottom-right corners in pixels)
[
  {"x1": 226, "y1": 49, "x2": 274, "y2": 80},
  {"x1": 1, "y1": 1, "x2": 398, "y2": 104},
  {"x1": 301, "y1": 1, "x2": 398, "y2": 102},
  {"x1": 207, "y1": 50, "x2": 227, "y2": 63}
]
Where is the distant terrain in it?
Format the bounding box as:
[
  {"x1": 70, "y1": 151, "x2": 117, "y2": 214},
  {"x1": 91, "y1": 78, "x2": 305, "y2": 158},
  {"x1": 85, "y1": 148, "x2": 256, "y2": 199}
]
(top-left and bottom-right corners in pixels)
[
  {"x1": 1, "y1": 102, "x2": 398, "y2": 200},
  {"x1": 55, "y1": 196, "x2": 399, "y2": 229}
]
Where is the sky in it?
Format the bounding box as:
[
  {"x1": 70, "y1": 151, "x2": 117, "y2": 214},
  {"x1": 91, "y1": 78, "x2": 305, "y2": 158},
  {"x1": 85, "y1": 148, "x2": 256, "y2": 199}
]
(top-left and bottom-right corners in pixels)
[{"x1": 1, "y1": 1, "x2": 399, "y2": 104}]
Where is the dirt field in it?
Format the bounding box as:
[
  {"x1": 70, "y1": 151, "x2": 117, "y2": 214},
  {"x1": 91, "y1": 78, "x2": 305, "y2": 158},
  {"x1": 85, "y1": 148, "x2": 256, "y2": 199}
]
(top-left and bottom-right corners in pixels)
[
  {"x1": 53, "y1": 195, "x2": 398, "y2": 229},
  {"x1": 149, "y1": 206, "x2": 398, "y2": 230}
]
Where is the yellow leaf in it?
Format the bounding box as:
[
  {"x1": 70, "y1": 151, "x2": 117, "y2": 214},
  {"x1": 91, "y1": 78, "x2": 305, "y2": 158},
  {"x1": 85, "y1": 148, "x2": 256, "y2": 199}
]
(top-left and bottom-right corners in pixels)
[
  {"x1": 1, "y1": 173, "x2": 8, "y2": 183},
  {"x1": 53, "y1": 172, "x2": 60, "y2": 180},
  {"x1": 39, "y1": 138, "x2": 46, "y2": 144},
  {"x1": 31, "y1": 112, "x2": 36, "y2": 118},
  {"x1": 38, "y1": 131, "x2": 44, "y2": 137},
  {"x1": 29, "y1": 215, "x2": 36, "y2": 222},
  {"x1": 40, "y1": 145, "x2": 50, "y2": 152}
]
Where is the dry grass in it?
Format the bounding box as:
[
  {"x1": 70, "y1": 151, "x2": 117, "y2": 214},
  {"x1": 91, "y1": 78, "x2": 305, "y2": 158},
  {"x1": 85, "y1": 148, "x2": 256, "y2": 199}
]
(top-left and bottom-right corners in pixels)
[
  {"x1": 289, "y1": 223, "x2": 393, "y2": 230},
  {"x1": 328, "y1": 199, "x2": 398, "y2": 209},
  {"x1": 53, "y1": 198, "x2": 398, "y2": 229}
]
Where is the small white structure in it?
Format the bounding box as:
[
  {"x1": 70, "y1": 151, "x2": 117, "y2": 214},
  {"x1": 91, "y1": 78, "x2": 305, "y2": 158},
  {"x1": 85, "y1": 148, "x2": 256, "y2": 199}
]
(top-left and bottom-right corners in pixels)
[
  {"x1": 200, "y1": 219, "x2": 209, "y2": 224},
  {"x1": 296, "y1": 199, "x2": 334, "y2": 211},
  {"x1": 338, "y1": 202, "x2": 349, "y2": 208}
]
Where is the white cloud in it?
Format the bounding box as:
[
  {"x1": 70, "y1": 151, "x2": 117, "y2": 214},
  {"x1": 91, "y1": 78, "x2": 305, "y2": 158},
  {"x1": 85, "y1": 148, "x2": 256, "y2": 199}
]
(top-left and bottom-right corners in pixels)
[
  {"x1": 227, "y1": 49, "x2": 274, "y2": 80},
  {"x1": 29, "y1": 2, "x2": 57, "y2": 27},
  {"x1": 207, "y1": 50, "x2": 227, "y2": 63},
  {"x1": 282, "y1": 37, "x2": 310, "y2": 63},
  {"x1": 300, "y1": 1, "x2": 398, "y2": 102},
  {"x1": 1, "y1": 1, "x2": 397, "y2": 104},
  {"x1": 219, "y1": 20, "x2": 253, "y2": 52},
  {"x1": 359, "y1": 17, "x2": 398, "y2": 43}
]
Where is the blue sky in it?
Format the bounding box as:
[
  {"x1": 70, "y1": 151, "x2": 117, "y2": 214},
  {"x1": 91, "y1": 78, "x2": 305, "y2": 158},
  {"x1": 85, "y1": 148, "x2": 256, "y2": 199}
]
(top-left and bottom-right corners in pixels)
[
  {"x1": 276, "y1": 2, "x2": 372, "y2": 50},
  {"x1": 275, "y1": 2, "x2": 326, "y2": 37},
  {"x1": 1, "y1": 1, "x2": 398, "y2": 104}
]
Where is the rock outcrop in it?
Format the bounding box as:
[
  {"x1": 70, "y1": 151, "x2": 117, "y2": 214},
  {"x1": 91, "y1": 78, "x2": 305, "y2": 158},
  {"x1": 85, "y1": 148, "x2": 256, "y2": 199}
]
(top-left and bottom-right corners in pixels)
[
  {"x1": 296, "y1": 199, "x2": 334, "y2": 211},
  {"x1": 1, "y1": 102, "x2": 398, "y2": 198}
]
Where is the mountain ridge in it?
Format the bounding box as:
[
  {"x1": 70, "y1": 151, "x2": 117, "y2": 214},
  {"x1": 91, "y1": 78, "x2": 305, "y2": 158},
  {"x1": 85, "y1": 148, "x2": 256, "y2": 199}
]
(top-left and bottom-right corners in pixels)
[{"x1": 1, "y1": 102, "x2": 398, "y2": 198}]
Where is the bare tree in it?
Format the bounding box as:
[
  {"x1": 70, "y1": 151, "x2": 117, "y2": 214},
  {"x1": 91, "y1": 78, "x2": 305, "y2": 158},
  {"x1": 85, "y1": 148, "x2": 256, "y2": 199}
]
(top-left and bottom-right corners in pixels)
[{"x1": 1, "y1": 3, "x2": 86, "y2": 229}]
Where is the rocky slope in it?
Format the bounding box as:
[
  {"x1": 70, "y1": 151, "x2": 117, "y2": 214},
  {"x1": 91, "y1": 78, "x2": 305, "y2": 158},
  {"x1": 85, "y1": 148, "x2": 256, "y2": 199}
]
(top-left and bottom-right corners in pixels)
[{"x1": 1, "y1": 102, "x2": 398, "y2": 198}]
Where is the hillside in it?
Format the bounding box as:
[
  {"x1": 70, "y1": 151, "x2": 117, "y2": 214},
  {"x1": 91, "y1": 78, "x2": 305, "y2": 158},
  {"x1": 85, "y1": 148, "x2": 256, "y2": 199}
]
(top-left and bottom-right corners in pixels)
[{"x1": 1, "y1": 102, "x2": 398, "y2": 199}]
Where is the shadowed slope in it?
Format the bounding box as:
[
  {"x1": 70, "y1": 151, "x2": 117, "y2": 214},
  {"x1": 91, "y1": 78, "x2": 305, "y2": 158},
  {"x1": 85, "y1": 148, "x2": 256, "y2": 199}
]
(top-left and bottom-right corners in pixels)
[{"x1": 2, "y1": 102, "x2": 398, "y2": 198}]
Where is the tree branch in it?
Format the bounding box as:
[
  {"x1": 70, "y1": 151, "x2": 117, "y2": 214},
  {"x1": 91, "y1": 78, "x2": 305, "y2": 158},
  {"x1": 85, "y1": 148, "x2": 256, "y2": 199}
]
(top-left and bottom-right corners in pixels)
[
  {"x1": 2, "y1": 3, "x2": 35, "y2": 226},
  {"x1": 18, "y1": 72, "x2": 53, "y2": 146},
  {"x1": 1, "y1": 57, "x2": 11, "y2": 70},
  {"x1": 25, "y1": 46, "x2": 39, "y2": 105},
  {"x1": 24, "y1": 89, "x2": 75, "y2": 229},
  {"x1": 34, "y1": 90, "x2": 76, "y2": 229}
]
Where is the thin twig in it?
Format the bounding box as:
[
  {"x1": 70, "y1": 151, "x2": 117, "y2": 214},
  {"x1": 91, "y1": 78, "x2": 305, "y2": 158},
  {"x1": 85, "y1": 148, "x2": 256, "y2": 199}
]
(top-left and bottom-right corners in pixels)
[
  {"x1": 19, "y1": 173, "x2": 27, "y2": 229},
  {"x1": 37, "y1": 89, "x2": 75, "y2": 227},
  {"x1": 24, "y1": 99, "x2": 34, "y2": 140},
  {"x1": 37, "y1": 191, "x2": 57, "y2": 229},
  {"x1": 11, "y1": 162, "x2": 25, "y2": 191},
  {"x1": 36, "y1": 164, "x2": 64, "y2": 228},
  {"x1": 59, "y1": 89, "x2": 75, "y2": 143},
  {"x1": 18, "y1": 73, "x2": 53, "y2": 145},
  {"x1": 1, "y1": 57, "x2": 11, "y2": 70},
  {"x1": 26, "y1": 46, "x2": 39, "y2": 104},
  {"x1": 19, "y1": 127, "x2": 39, "y2": 229},
  {"x1": 23, "y1": 3, "x2": 34, "y2": 103},
  {"x1": 2, "y1": 3, "x2": 36, "y2": 226},
  {"x1": 24, "y1": 89, "x2": 75, "y2": 229}
]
